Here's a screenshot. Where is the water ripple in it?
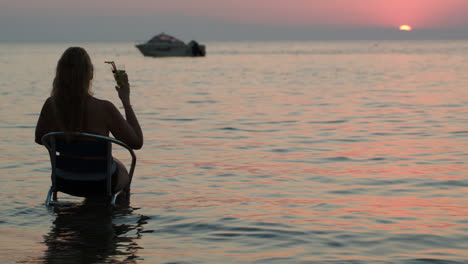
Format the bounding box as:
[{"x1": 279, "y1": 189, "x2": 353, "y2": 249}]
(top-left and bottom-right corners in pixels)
[{"x1": 2, "y1": 41, "x2": 468, "y2": 263}]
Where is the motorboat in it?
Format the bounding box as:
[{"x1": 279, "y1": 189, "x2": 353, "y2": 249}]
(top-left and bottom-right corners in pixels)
[{"x1": 135, "y1": 33, "x2": 206, "y2": 57}]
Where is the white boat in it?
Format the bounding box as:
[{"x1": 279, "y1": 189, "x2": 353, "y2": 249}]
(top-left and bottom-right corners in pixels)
[{"x1": 135, "y1": 33, "x2": 206, "y2": 57}]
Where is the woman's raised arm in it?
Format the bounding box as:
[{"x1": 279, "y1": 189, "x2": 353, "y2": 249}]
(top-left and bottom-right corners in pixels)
[{"x1": 107, "y1": 72, "x2": 143, "y2": 149}]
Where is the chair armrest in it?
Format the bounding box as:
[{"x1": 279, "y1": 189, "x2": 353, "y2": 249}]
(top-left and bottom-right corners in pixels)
[{"x1": 41, "y1": 132, "x2": 137, "y2": 181}]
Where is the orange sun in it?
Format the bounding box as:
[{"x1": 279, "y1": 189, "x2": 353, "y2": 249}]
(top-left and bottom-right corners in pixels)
[{"x1": 399, "y1": 25, "x2": 412, "y2": 31}]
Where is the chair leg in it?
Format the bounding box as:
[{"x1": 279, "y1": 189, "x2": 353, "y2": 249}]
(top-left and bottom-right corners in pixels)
[
  {"x1": 45, "y1": 187, "x2": 53, "y2": 206},
  {"x1": 125, "y1": 187, "x2": 130, "y2": 200},
  {"x1": 111, "y1": 191, "x2": 122, "y2": 205}
]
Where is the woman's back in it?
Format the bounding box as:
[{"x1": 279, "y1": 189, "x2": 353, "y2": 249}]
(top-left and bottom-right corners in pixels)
[
  {"x1": 36, "y1": 95, "x2": 142, "y2": 149},
  {"x1": 80, "y1": 96, "x2": 111, "y2": 136}
]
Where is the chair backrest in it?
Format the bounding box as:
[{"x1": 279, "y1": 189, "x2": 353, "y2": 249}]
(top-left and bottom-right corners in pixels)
[
  {"x1": 42, "y1": 132, "x2": 114, "y2": 197},
  {"x1": 54, "y1": 134, "x2": 112, "y2": 174}
]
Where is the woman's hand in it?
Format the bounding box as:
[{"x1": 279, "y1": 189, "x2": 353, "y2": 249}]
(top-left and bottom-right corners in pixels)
[{"x1": 114, "y1": 71, "x2": 131, "y2": 105}]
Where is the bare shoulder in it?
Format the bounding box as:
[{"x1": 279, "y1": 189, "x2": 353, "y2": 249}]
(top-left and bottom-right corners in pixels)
[
  {"x1": 89, "y1": 96, "x2": 116, "y2": 111},
  {"x1": 88, "y1": 97, "x2": 121, "y2": 122},
  {"x1": 89, "y1": 96, "x2": 109, "y2": 105}
]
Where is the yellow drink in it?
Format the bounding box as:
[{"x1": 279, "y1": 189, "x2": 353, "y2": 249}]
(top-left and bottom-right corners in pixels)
[
  {"x1": 104, "y1": 61, "x2": 125, "y2": 88},
  {"x1": 113, "y1": 70, "x2": 126, "y2": 88}
]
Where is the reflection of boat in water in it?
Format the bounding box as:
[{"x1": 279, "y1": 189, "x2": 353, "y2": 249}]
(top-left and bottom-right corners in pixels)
[{"x1": 135, "y1": 33, "x2": 206, "y2": 57}]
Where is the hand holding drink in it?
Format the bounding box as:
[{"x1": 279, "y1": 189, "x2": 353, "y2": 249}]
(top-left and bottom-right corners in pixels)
[
  {"x1": 105, "y1": 61, "x2": 131, "y2": 104},
  {"x1": 104, "y1": 61, "x2": 126, "y2": 88}
]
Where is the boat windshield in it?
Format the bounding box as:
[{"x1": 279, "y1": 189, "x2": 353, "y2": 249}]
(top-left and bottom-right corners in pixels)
[{"x1": 148, "y1": 33, "x2": 184, "y2": 44}]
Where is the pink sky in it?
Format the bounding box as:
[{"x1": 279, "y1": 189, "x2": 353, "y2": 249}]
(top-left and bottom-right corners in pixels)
[
  {"x1": 3, "y1": 0, "x2": 468, "y2": 29},
  {"x1": 2, "y1": 0, "x2": 468, "y2": 41}
]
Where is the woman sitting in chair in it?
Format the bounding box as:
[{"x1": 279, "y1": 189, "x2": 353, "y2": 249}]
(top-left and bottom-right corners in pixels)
[{"x1": 35, "y1": 47, "x2": 143, "y2": 192}]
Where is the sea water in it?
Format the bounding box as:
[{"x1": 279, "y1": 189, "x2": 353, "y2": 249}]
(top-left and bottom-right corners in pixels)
[{"x1": 0, "y1": 41, "x2": 467, "y2": 263}]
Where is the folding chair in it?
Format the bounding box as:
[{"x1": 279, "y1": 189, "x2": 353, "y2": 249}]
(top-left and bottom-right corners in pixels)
[{"x1": 41, "y1": 132, "x2": 136, "y2": 206}]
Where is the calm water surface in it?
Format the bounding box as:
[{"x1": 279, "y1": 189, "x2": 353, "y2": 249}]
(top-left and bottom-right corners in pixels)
[{"x1": 0, "y1": 41, "x2": 467, "y2": 263}]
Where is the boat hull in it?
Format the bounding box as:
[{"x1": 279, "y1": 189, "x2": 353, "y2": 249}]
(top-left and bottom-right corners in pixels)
[{"x1": 135, "y1": 43, "x2": 206, "y2": 57}]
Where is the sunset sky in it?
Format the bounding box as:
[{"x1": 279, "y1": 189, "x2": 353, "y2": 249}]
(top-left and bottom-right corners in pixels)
[{"x1": 2, "y1": 0, "x2": 468, "y2": 42}]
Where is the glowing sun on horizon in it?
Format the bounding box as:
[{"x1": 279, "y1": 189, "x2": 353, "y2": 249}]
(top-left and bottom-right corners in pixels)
[{"x1": 399, "y1": 25, "x2": 412, "y2": 31}]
